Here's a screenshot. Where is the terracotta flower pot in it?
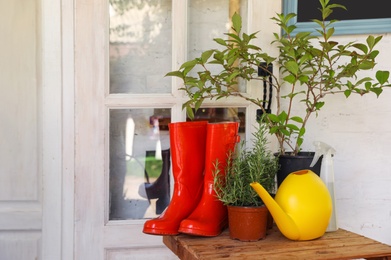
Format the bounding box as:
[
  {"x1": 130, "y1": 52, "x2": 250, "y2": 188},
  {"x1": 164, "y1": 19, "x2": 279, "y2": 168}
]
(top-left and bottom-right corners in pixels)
[{"x1": 227, "y1": 205, "x2": 269, "y2": 241}]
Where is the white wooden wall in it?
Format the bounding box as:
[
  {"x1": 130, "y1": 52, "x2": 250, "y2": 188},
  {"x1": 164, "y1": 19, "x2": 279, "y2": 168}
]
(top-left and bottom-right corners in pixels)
[
  {"x1": 0, "y1": 0, "x2": 390, "y2": 259},
  {"x1": 248, "y1": 1, "x2": 391, "y2": 246},
  {"x1": 0, "y1": 1, "x2": 42, "y2": 259},
  {"x1": 301, "y1": 35, "x2": 391, "y2": 244},
  {"x1": 0, "y1": 0, "x2": 68, "y2": 259}
]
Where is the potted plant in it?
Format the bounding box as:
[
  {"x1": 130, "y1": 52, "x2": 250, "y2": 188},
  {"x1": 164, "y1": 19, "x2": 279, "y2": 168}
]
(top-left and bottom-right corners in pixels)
[
  {"x1": 166, "y1": 0, "x2": 391, "y2": 184},
  {"x1": 213, "y1": 120, "x2": 279, "y2": 241}
]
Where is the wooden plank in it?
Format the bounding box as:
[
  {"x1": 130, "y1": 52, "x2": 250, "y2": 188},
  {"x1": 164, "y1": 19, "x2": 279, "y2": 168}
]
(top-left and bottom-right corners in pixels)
[{"x1": 163, "y1": 226, "x2": 391, "y2": 260}]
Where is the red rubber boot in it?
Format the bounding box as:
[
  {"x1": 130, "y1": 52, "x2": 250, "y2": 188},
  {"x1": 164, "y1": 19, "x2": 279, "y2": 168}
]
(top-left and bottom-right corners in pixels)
[
  {"x1": 143, "y1": 121, "x2": 208, "y2": 235},
  {"x1": 179, "y1": 122, "x2": 240, "y2": 236}
]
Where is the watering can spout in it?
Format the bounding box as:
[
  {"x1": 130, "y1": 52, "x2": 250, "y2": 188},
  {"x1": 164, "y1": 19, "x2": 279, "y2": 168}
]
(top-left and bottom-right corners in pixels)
[
  {"x1": 250, "y1": 182, "x2": 301, "y2": 240},
  {"x1": 251, "y1": 170, "x2": 332, "y2": 241}
]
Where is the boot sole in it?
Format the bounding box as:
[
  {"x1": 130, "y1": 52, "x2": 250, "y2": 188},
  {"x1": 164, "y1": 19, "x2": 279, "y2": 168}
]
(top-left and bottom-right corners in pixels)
[
  {"x1": 178, "y1": 220, "x2": 228, "y2": 237},
  {"x1": 143, "y1": 228, "x2": 179, "y2": 236}
]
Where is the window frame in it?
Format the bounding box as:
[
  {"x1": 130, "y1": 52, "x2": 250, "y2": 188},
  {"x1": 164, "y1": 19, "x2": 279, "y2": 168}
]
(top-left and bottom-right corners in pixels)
[{"x1": 283, "y1": 0, "x2": 391, "y2": 35}]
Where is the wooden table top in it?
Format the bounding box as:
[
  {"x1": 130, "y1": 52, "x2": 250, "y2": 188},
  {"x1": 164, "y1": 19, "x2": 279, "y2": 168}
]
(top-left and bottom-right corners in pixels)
[{"x1": 163, "y1": 226, "x2": 391, "y2": 260}]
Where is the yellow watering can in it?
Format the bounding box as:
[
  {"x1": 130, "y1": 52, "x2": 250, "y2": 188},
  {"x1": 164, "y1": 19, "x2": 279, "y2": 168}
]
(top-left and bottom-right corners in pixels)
[{"x1": 250, "y1": 170, "x2": 332, "y2": 241}]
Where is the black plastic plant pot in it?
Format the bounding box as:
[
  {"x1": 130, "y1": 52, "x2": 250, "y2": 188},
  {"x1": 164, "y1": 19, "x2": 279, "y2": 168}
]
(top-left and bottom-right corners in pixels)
[{"x1": 275, "y1": 152, "x2": 323, "y2": 187}]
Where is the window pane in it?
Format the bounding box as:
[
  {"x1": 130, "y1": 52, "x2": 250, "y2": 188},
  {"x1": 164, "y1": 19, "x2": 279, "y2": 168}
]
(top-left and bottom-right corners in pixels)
[
  {"x1": 188, "y1": 0, "x2": 248, "y2": 93},
  {"x1": 109, "y1": 1, "x2": 172, "y2": 94},
  {"x1": 284, "y1": 0, "x2": 391, "y2": 35},
  {"x1": 109, "y1": 108, "x2": 171, "y2": 220},
  {"x1": 109, "y1": 107, "x2": 245, "y2": 220},
  {"x1": 187, "y1": 107, "x2": 246, "y2": 139},
  {"x1": 297, "y1": 0, "x2": 391, "y2": 22}
]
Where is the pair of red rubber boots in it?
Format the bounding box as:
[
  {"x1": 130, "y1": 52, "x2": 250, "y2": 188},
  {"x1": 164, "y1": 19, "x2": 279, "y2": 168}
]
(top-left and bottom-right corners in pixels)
[{"x1": 142, "y1": 121, "x2": 240, "y2": 237}]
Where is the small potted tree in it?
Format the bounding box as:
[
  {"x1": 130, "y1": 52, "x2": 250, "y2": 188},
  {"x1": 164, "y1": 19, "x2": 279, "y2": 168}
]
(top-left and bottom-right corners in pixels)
[
  {"x1": 167, "y1": 0, "x2": 391, "y2": 185},
  {"x1": 213, "y1": 120, "x2": 279, "y2": 241}
]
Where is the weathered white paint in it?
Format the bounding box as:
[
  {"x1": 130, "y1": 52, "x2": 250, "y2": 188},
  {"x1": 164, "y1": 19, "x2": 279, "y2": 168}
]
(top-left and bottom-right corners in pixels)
[
  {"x1": 60, "y1": 0, "x2": 76, "y2": 257},
  {"x1": 0, "y1": 0, "x2": 39, "y2": 201},
  {"x1": 40, "y1": 0, "x2": 65, "y2": 258},
  {"x1": 248, "y1": 1, "x2": 391, "y2": 245},
  {"x1": 1, "y1": 0, "x2": 391, "y2": 259},
  {"x1": 298, "y1": 34, "x2": 391, "y2": 246},
  {"x1": 73, "y1": 0, "x2": 179, "y2": 258},
  {"x1": 0, "y1": 0, "x2": 42, "y2": 259}
]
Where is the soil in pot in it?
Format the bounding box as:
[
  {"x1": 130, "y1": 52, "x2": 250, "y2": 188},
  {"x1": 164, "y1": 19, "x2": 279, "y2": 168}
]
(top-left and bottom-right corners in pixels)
[
  {"x1": 227, "y1": 205, "x2": 269, "y2": 242},
  {"x1": 276, "y1": 152, "x2": 323, "y2": 187}
]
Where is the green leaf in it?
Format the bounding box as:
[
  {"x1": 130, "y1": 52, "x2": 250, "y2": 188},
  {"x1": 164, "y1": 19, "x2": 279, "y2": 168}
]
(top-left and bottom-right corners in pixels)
[
  {"x1": 352, "y1": 43, "x2": 368, "y2": 54},
  {"x1": 165, "y1": 70, "x2": 183, "y2": 78},
  {"x1": 186, "y1": 106, "x2": 194, "y2": 120},
  {"x1": 295, "y1": 31, "x2": 312, "y2": 39},
  {"x1": 298, "y1": 75, "x2": 309, "y2": 84},
  {"x1": 376, "y1": 70, "x2": 390, "y2": 85},
  {"x1": 284, "y1": 13, "x2": 297, "y2": 22},
  {"x1": 371, "y1": 88, "x2": 383, "y2": 97},
  {"x1": 290, "y1": 116, "x2": 304, "y2": 123},
  {"x1": 283, "y1": 74, "x2": 296, "y2": 84},
  {"x1": 269, "y1": 126, "x2": 278, "y2": 134},
  {"x1": 232, "y1": 13, "x2": 242, "y2": 33},
  {"x1": 365, "y1": 81, "x2": 373, "y2": 90},
  {"x1": 327, "y1": 3, "x2": 347, "y2": 11},
  {"x1": 227, "y1": 56, "x2": 238, "y2": 67},
  {"x1": 226, "y1": 33, "x2": 241, "y2": 42},
  {"x1": 374, "y1": 35, "x2": 383, "y2": 45},
  {"x1": 214, "y1": 38, "x2": 227, "y2": 46},
  {"x1": 213, "y1": 51, "x2": 224, "y2": 62},
  {"x1": 285, "y1": 61, "x2": 299, "y2": 75},
  {"x1": 369, "y1": 50, "x2": 379, "y2": 59},
  {"x1": 298, "y1": 127, "x2": 306, "y2": 137},
  {"x1": 286, "y1": 124, "x2": 300, "y2": 131},
  {"x1": 366, "y1": 35, "x2": 376, "y2": 49},
  {"x1": 180, "y1": 59, "x2": 198, "y2": 70},
  {"x1": 280, "y1": 128, "x2": 290, "y2": 136},
  {"x1": 297, "y1": 137, "x2": 304, "y2": 148},
  {"x1": 201, "y1": 50, "x2": 214, "y2": 63},
  {"x1": 358, "y1": 60, "x2": 375, "y2": 70},
  {"x1": 267, "y1": 114, "x2": 279, "y2": 123},
  {"x1": 278, "y1": 111, "x2": 288, "y2": 123},
  {"x1": 194, "y1": 99, "x2": 204, "y2": 110},
  {"x1": 227, "y1": 71, "x2": 240, "y2": 82},
  {"x1": 325, "y1": 27, "x2": 335, "y2": 40},
  {"x1": 315, "y1": 102, "x2": 325, "y2": 110}
]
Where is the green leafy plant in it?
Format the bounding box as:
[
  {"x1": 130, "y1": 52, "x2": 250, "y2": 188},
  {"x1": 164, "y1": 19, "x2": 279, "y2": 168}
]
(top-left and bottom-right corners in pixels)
[
  {"x1": 166, "y1": 0, "x2": 391, "y2": 155},
  {"x1": 213, "y1": 120, "x2": 279, "y2": 206}
]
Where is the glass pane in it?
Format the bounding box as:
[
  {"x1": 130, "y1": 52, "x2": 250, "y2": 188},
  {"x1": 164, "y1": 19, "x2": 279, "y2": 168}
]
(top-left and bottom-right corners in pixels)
[
  {"x1": 187, "y1": 107, "x2": 246, "y2": 140},
  {"x1": 188, "y1": 0, "x2": 248, "y2": 93},
  {"x1": 109, "y1": 0, "x2": 172, "y2": 94},
  {"x1": 109, "y1": 107, "x2": 245, "y2": 220},
  {"x1": 109, "y1": 108, "x2": 171, "y2": 220}
]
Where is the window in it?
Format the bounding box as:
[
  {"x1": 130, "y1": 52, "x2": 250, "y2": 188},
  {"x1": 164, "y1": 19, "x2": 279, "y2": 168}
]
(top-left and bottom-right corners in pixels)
[
  {"x1": 283, "y1": 0, "x2": 391, "y2": 35},
  {"x1": 108, "y1": 0, "x2": 250, "y2": 221}
]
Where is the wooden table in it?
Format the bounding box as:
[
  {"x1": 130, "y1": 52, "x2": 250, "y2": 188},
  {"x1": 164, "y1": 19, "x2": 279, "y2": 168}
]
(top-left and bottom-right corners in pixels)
[{"x1": 163, "y1": 226, "x2": 391, "y2": 260}]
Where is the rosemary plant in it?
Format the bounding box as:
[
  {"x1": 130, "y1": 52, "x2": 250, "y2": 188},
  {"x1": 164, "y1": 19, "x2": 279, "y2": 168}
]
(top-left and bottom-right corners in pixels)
[{"x1": 213, "y1": 120, "x2": 279, "y2": 207}]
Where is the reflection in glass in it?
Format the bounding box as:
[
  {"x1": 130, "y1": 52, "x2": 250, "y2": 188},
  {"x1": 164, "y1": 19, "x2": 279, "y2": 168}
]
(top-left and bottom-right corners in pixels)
[
  {"x1": 109, "y1": 0, "x2": 172, "y2": 94},
  {"x1": 188, "y1": 107, "x2": 246, "y2": 140},
  {"x1": 188, "y1": 0, "x2": 248, "y2": 93},
  {"x1": 109, "y1": 108, "x2": 171, "y2": 220},
  {"x1": 109, "y1": 107, "x2": 246, "y2": 220}
]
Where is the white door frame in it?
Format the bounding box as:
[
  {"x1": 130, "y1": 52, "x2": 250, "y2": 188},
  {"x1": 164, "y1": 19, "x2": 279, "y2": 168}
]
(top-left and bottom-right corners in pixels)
[
  {"x1": 39, "y1": 0, "x2": 282, "y2": 259},
  {"x1": 40, "y1": 0, "x2": 75, "y2": 259}
]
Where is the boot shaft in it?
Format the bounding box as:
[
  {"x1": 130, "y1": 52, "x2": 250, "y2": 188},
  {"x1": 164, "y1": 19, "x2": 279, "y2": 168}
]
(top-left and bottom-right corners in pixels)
[
  {"x1": 204, "y1": 122, "x2": 240, "y2": 180},
  {"x1": 168, "y1": 121, "x2": 208, "y2": 184}
]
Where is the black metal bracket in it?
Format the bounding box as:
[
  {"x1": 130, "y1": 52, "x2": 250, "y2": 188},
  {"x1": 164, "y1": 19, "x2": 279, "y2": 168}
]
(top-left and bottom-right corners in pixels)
[
  {"x1": 257, "y1": 63, "x2": 273, "y2": 121},
  {"x1": 258, "y1": 62, "x2": 273, "y2": 77}
]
